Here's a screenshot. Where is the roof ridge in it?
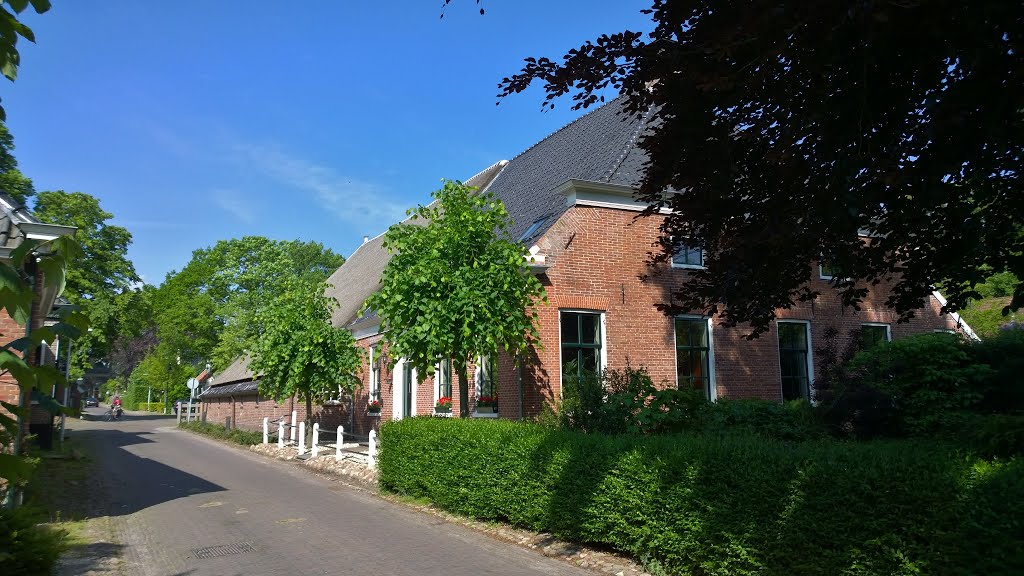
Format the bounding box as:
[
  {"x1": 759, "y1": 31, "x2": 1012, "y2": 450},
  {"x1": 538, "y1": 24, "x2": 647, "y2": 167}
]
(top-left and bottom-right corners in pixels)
[{"x1": 603, "y1": 104, "x2": 655, "y2": 183}]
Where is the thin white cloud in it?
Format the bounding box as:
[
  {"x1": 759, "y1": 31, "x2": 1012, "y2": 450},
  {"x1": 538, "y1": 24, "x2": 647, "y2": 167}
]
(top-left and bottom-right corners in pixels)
[
  {"x1": 231, "y1": 142, "x2": 407, "y2": 227},
  {"x1": 213, "y1": 188, "x2": 257, "y2": 224}
]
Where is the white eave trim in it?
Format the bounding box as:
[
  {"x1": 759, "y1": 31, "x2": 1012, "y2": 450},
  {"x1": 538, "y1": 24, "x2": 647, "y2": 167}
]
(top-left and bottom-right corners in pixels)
[
  {"x1": 19, "y1": 222, "x2": 77, "y2": 241},
  {"x1": 931, "y1": 291, "x2": 981, "y2": 341},
  {"x1": 554, "y1": 178, "x2": 671, "y2": 214},
  {"x1": 351, "y1": 323, "x2": 382, "y2": 340}
]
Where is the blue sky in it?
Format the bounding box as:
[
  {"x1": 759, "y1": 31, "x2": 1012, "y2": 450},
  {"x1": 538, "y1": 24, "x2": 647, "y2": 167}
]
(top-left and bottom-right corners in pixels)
[{"x1": 3, "y1": 1, "x2": 653, "y2": 284}]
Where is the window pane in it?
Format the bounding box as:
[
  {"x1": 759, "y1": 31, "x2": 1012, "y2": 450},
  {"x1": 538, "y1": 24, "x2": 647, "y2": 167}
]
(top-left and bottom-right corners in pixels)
[
  {"x1": 672, "y1": 242, "x2": 702, "y2": 266},
  {"x1": 861, "y1": 325, "x2": 889, "y2": 349},
  {"x1": 777, "y1": 323, "x2": 809, "y2": 400},
  {"x1": 675, "y1": 319, "x2": 711, "y2": 397},
  {"x1": 580, "y1": 314, "x2": 600, "y2": 344},
  {"x1": 561, "y1": 313, "x2": 579, "y2": 344}
]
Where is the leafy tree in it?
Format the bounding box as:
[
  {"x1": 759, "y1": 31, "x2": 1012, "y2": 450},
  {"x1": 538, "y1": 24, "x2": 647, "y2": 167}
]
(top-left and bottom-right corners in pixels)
[
  {"x1": 365, "y1": 180, "x2": 546, "y2": 417},
  {"x1": 33, "y1": 190, "x2": 140, "y2": 375},
  {"x1": 249, "y1": 278, "x2": 363, "y2": 424},
  {"x1": 0, "y1": 121, "x2": 33, "y2": 204},
  {"x1": 498, "y1": 1, "x2": 1024, "y2": 336},
  {"x1": 153, "y1": 237, "x2": 344, "y2": 370},
  {"x1": 0, "y1": 0, "x2": 51, "y2": 121}
]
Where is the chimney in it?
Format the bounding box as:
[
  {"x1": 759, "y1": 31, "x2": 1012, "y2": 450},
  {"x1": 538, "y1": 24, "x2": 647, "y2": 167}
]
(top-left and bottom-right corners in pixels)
[{"x1": 362, "y1": 235, "x2": 370, "y2": 244}]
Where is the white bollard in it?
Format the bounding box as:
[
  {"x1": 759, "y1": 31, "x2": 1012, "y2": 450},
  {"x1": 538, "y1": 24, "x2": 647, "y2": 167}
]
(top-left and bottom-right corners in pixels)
[
  {"x1": 290, "y1": 411, "x2": 297, "y2": 442},
  {"x1": 335, "y1": 426, "x2": 344, "y2": 461},
  {"x1": 298, "y1": 421, "x2": 306, "y2": 455},
  {"x1": 368, "y1": 429, "x2": 377, "y2": 469},
  {"x1": 312, "y1": 423, "x2": 320, "y2": 458},
  {"x1": 277, "y1": 420, "x2": 285, "y2": 448},
  {"x1": 263, "y1": 417, "x2": 269, "y2": 445}
]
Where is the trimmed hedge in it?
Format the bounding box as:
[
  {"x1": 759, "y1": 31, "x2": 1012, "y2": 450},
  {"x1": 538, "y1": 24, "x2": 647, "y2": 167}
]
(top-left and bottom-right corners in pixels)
[
  {"x1": 178, "y1": 421, "x2": 262, "y2": 445},
  {"x1": 380, "y1": 417, "x2": 1024, "y2": 576}
]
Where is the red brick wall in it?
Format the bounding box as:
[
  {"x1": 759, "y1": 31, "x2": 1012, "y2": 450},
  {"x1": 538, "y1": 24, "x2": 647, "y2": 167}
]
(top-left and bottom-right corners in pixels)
[{"x1": 509, "y1": 205, "x2": 962, "y2": 412}]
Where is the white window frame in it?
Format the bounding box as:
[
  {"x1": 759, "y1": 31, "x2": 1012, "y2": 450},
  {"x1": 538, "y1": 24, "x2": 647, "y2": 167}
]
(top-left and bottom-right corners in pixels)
[
  {"x1": 473, "y1": 354, "x2": 499, "y2": 418},
  {"x1": 391, "y1": 357, "x2": 416, "y2": 421},
  {"x1": 434, "y1": 358, "x2": 453, "y2": 416},
  {"x1": 860, "y1": 322, "x2": 892, "y2": 344},
  {"x1": 557, "y1": 309, "x2": 608, "y2": 399},
  {"x1": 368, "y1": 345, "x2": 381, "y2": 403},
  {"x1": 776, "y1": 320, "x2": 814, "y2": 402},
  {"x1": 673, "y1": 315, "x2": 717, "y2": 401},
  {"x1": 671, "y1": 240, "x2": 705, "y2": 270}
]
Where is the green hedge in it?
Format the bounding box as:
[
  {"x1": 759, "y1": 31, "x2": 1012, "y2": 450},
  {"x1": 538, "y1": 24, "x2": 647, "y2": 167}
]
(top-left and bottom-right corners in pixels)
[
  {"x1": 178, "y1": 421, "x2": 262, "y2": 446},
  {"x1": 380, "y1": 418, "x2": 1024, "y2": 576},
  {"x1": 134, "y1": 402, "x2": 164, "y2": 412},
  {"x1": 0, "y1": 506, "x2": 66, "y2": 575}
]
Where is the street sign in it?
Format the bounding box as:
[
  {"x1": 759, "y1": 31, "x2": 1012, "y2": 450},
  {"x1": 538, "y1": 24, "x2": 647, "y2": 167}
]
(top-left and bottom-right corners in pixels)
[{"x1": 186, "y1": 378, "x2": 199, "y2": 390}]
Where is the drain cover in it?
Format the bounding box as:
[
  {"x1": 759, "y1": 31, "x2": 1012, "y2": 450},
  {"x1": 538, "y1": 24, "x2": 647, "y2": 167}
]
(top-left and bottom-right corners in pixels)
[{"x1": 192, "y1": 542, "x2": 256, "y2": 559}]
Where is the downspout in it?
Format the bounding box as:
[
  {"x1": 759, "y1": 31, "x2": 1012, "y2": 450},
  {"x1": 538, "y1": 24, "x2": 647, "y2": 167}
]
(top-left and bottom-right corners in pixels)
[{"x1": 517, "y1": 354, "x2": 524, "y2": 420}]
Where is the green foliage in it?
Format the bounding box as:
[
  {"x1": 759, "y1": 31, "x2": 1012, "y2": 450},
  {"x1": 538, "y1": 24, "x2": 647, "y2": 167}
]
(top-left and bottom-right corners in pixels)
[
  {"x1": 819, "y1": 331, "x2": 1024, "y2": 441},
  {"x1": 133, "y1": 402, "x2": 163, "y2": 413},
  {"x1": 249, "y1": 278, "x2": 362, "y2": 422},
  {"x1": 555, "y1": 364, "x2": 825, "y2": 441},
  {"x1": 151, "y1": 236, "x2": 344, "y2": 371},
  {"x1": 366, "y1": 179, "x2": 546, "y2": 416},
  {"x1": 33, "y1": 190, "x2": 141, "y2": 378},
  {"x1": 0, "y1": 120, "x2": 33, "y2": 204},
  {"x1": 0, "y1": 0, "x2": 51, "y2": 121},
  {"x1": 0, "y1": 506, "x2": 66, "y2": 575},
  {"x1": 1, "y1": 235, "x2": 86, "y2": 500},
  {"x1": 499, "y1": 1, "x2": 1024, "y2": 335},
  {"x1": 380, "y1": 418, "x2": 1024, "y2": 576},
  {"x1": 178, "y1": 421, "x2": 262, "y2": 445}
]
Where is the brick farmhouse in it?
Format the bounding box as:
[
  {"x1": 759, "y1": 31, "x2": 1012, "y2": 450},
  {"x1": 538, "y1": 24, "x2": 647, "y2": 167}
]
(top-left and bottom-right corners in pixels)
[{"x1": 203, "y1": 99, "x2": 974, "y2": 434}]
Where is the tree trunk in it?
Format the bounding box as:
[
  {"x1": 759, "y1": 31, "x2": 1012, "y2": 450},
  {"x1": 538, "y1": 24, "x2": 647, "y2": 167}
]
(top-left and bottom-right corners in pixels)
[{"x1": 456, "y1": 359, "x2": 470, "y2": 418}]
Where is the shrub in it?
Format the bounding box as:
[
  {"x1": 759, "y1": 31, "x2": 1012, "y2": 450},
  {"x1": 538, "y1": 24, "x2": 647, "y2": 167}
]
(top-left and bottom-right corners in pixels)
[
  {"x1": 704, "y1": 398, "x2": 827, "y2": 442},
  {"x1": 379, "y1": 417, "x2": 1024, "y2": 576},
  {"x1": 820, "y1": 333, "x2": 995, "y2": 438},
  {"x1": 0, "y1": 506, "x2": 66, "y2": 575},
  {"x1": 178, "y1": 421, "x2": 262, "y2": 446}
]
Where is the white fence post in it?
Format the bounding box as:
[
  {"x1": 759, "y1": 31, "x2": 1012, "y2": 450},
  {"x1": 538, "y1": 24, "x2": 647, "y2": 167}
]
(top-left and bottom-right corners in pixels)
[
  {"x1": 298, "y1": 421, "x2": 306, "y2": 455},
  {"x1": 335, "y1": 426, "x2": 344, "y2": 461},
  {"x1": 290, "y1": 411, "x2": 297, "y2": 442},
  {"x1": 368, "y1": 429, "x2": 377, "y2": 469},
  {"x1": 277, "y1": 420, "x2": 285, "y2": 448},
  {"x1": 312, "y1": 423, "x2": 320, "y2": 458},
  {"x1": 262, "y1": 417, "x2": 269, "y2": 444}
]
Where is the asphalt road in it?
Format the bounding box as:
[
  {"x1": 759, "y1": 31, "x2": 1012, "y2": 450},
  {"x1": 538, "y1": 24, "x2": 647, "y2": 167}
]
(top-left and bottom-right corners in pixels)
[{"x1": 70, "y1": 407, "x2": 591, "y2": 576}]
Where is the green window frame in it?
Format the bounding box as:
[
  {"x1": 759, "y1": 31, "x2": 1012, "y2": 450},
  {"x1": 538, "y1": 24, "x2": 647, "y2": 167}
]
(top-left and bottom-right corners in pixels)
[
  {"x1": 561, "y1": 311, "x2": 602, "y2": 384},
  {"x1": 860, "y1": 324, "x2": 890, "y2": 349},
  {"x1": 437, "y1": 358, "x2": 452, "y2": 400},
  {"x1": 675, "y1": 318, "x2": 712, "y2": 398},
  {"x1": 778, "y1": 322, "x2": 811, "y2": 401}
]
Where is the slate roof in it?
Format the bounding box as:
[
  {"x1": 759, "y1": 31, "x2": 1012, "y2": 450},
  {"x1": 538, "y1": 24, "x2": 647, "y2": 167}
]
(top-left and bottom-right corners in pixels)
[
  {"x1": 201, "y1": 356, "x2": 259, "y2": 398},
  {"x1": 324, "y1": 98, "x2": 650, "y2": 329},
  {"x1": 486, "y1": 99, "x2": 649, "y2": 243}
]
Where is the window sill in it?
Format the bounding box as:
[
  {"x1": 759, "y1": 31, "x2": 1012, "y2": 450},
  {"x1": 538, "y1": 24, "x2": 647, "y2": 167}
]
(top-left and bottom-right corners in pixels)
[
  {"x1": 366, "y1": 412, "x2": 381, "y2": 418},
  {"x1": 433, "y1": 410, "x2": 453, "y2": 417},
  {"x1": 472, "y1": 412, "x2": 499, "y2": 418},
  {"x1": 671, "y1": 263, "x2": 705, "y2": 270}
]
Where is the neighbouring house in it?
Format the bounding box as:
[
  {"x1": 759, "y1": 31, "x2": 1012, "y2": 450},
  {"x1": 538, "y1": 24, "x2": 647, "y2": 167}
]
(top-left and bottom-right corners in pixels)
[
  {"x1": 0, "y1": 192, "x2": 77, "y2": 449},
  {"x1": 324, "y1": 98, "x2": 973, "y2": 427},
  {"x1": 199, "y1": 356, "x2": 352, "y2": 433}
]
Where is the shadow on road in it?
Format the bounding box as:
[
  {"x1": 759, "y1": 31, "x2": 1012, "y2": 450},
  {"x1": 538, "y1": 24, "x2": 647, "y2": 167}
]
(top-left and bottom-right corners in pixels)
[{"x1": 71, "y1": 426, "x2": 226, "y2": 519}]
